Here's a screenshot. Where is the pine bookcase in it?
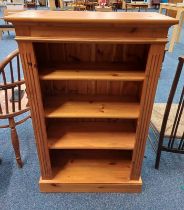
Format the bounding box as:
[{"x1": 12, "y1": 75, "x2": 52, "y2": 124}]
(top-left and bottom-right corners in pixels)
[{"x1": 5, "y1": 11, "x2": 177, "y2": 193}]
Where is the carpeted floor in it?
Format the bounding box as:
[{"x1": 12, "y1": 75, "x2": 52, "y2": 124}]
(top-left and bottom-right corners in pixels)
[{"x1": 0, "y1": 9, "x2": 184, "y2": 210}]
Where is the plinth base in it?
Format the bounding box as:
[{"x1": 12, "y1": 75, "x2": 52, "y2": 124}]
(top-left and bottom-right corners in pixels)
[{"x1": 39, "y1": 178, "x2": 142, "y2": 193}]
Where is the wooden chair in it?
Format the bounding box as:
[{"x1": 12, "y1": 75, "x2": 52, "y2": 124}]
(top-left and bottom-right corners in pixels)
[
  {"x1": 148, "y1": 56, "x2": 184, "y2": 169},
  {"x1": 109, "y1": 0, "x2": 121, "y2": 11},
  {"x1": 85, "y1": 0, "x2": 98, "y2": 11},
  {"x1": 74, "y1": 0, "x2": 86, "y2": 10},
  {"x1": 0, "y1": 49, "x2": 31, "y2": 168},
  {"x1": 25, "y1": 0, "x2": 37, "y2": 9},
  {"x1": 151, "y1": 0, "x2": 161, "y2": 9}
]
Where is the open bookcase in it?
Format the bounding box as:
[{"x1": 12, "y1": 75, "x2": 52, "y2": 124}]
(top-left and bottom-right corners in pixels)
[{"x1": 6, "y1": 11, "x2": 177, "y2": 192}]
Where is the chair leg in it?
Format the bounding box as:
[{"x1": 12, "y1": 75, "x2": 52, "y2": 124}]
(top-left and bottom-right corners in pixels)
[
  {"x1": 155, "y1": 147, "x2": 161, "y2": 169},
  {"x1": 155, "y1": 129, "x2": 164, "y2": 170},
  {"x1": 8, "y1": 118, "x2": 23, "y2": 168}
]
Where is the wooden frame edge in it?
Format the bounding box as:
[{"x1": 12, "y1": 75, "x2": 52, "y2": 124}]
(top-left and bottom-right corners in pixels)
[{"x1": 39, "y1": 177, "x2": 142, "y2": 193}]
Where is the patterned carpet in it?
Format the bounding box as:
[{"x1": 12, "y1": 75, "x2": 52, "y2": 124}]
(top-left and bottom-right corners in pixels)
[{"x1": 0, "y1": 9, "x2": 184, "y2": 210}]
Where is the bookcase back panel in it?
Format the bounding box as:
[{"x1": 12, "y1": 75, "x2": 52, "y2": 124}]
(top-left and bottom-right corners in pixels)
[
  {"x1": 46, "y1": 118, "x2": 136, "y2": 138},
  {"x1": 50, "y1": 149, "x2": 133, "y2": 183},
  {"x1": 41, "y1": 80, "x2": 142, "y2": 100},
  {"x1": 34, "y1": 43, "x2": 150, "y2": 70},
  {"x1": 46, "y1": 118, "x2": 137, "y2": 128},
  {"x1": 45, "y1": 119, "x2": 137, "y2": 151}
]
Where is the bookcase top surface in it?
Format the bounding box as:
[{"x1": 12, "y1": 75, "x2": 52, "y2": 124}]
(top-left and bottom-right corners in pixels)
[{"x1": 5, "y1": 11, "x2": 177, "y2": 26}]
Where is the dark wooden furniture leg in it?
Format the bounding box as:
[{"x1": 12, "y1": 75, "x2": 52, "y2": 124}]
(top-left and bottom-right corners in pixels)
[{"x1": 9, "y1": 117, "x2": 23, "y2": 168}]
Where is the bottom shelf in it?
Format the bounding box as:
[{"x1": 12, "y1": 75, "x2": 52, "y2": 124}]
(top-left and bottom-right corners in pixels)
[{"x1": 39, "y1": 150, "x2": 142, "y2": 192}]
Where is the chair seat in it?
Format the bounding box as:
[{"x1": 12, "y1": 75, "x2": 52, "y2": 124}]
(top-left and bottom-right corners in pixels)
[{"x1": 151, "y1": 103, "x2": 184, "y2": 138}]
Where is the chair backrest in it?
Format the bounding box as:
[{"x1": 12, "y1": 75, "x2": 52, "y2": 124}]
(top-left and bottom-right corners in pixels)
[
  {"x1": 159, "y1": 56, "x2": 184, "y2": 151},
  {"x1": 0, "y1": 49, "x2": 30, "y2": 119}
]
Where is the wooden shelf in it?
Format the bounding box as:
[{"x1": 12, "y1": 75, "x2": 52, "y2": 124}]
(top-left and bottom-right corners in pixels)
[
  {"x1": 39, "y1": 64, "x2": 145, "y2": 81},
  {"x1": 44, "y1": 95, "x2": 140, "y2": 119},
  {"x1": 48, "y1": 121, "x2": 136, "y2": 150},
  {"x1": 40, "y1": 150, "x2": 142, "y2": 192},
  {"x1": 51, "y1": 150, "x2": 132, "y2": 183}
]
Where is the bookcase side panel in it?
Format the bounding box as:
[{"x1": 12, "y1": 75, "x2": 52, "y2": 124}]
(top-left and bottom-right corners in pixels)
[
  {"x1": 18, "y1": 41, "x2": 52, "y2": 179},
  {"x1": 130, "y1": 44, "x2": 165, "y2": 180}
]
